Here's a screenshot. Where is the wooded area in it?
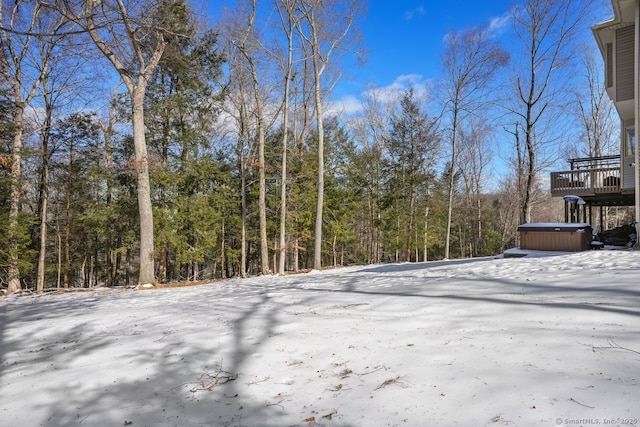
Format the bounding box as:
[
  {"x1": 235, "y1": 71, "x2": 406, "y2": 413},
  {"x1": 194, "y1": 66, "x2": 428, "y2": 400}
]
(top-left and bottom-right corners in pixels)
[{"x1": 0, "y1": 0, "x2": 616, "y2": 292}]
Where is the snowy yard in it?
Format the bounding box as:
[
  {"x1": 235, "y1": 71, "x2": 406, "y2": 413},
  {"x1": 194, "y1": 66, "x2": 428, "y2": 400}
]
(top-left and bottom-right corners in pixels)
[{"x1": 1, "y1": 250, "x2": 640, "y2": 427}]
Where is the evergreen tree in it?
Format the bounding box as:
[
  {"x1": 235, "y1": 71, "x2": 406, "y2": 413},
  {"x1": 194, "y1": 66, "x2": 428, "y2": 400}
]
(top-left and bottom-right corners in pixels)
[
  {"x1": 324, "y1": 118, "x2": 361, "y2": 266},
  {"x1": 145, "y1": 0, "x2": 225, "y2": 282},
  {"x1": 382, "y1": 88, "x2": 439, "y2": 262},
  {"x1": 49, "y1": 114, "x2": 100, "y2": 287}
]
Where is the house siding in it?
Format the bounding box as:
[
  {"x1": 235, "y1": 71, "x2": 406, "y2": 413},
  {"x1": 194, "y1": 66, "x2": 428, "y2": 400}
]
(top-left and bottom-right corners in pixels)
[{"x1": 616, "y1": 25, "x2": 634, "y2": 101}]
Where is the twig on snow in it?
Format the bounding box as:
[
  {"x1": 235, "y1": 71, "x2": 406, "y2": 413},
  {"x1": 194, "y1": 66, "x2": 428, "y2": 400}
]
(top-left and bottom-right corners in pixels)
[
  {"x1": 570, "y1": 397, "x2": 595, "y2": 409},
  {"x1": 579, "y1": 338, "x2": 640, "y2": 356},
  {"x1": 598, "y1": 338, "x2": 640, "y2": 355},
  {"x1": 189, "y1": 365, "x2": 237, "y2": 393},
  {"x1": 375, "y1": 375, "x2": 408, "y2": 390},
  {"x1": 356, "y1": 365, "x2": 388, "y2": 376}
]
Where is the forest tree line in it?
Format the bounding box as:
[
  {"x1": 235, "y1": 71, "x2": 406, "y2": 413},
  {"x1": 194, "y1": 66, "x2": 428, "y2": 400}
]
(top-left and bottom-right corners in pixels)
[{"x1": 0, "y1": 0, "x2": 618, "y2": 292}]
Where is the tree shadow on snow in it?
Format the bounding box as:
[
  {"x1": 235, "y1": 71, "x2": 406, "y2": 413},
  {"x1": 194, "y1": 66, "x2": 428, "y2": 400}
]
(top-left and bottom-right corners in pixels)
[
  {"x1": 5, "y1": 256, "x2": 638, "y2": 427},
  {"x1": 288, "y1": 271, "x2": 640, "y2": 319},
  {"x1": 0, "y1": 294, "x2": 107, "y2": 394},
  {"x1": 1, "y1": 287, "x2": 355, "y2": 427},
  {"x1": 354, "y1": 256, "x2": 499, "y2": 274}
]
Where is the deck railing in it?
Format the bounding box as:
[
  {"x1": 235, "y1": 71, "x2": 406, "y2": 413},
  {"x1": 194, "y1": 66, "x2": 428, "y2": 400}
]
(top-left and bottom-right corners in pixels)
[
  {"x1": 551, "y1": 154, "x2": 622, "y2": 197},
  {"x1": 550, "y1": 167, "x2": 621, "y2": 197}
]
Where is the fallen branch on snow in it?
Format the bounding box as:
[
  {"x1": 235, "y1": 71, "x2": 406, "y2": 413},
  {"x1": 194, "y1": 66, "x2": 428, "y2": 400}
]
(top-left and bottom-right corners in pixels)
[
  {"x1": 189, "y1": 366, "x2": 237, "y2": 393},
  {"x1": 583, "y1": 338, "x2": 640, "y2": 356},
  {"x1": 570, "y1": 397, "x2": 595, "y2": 409},
  {"x1": 375, "y1": 375, "x2": 408, "y2": 390}
]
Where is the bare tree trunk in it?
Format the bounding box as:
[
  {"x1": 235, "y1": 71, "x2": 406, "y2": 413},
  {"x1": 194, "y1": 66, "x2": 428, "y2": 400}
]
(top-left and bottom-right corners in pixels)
[
  {"x1": 444, "y1": 108, "x2": 458, "y2": 259},
  {"x1": 522, "y1": 68, "x2": 536, "y2": 225},
  {"x1": 298, "y1": 0, "x2": 358, "y2": 270},
  {"x1": 2, "y1": 2, "x2": 57, "y2": 294},
  {"x1": 64, "y1": 181, "x2": 71, "y2": 288},
  {"x1": 276, "y1": 0, "x2": 299, "y2": 276},
  {"x1": 511, "y1": 0, "x2": 587, "y2": 225},
  {"x1": 410, "y1": 185, "x2": 417, "y2": 261},
  {"x1": 313, "y1": 72, "x2": 325, "y2": 270},
  {"x1": 514, "y1": 125, "x2": 525, "y2": 225},
  {"x1": 36, "y1": 160, "x2": 49, "y2": 292},
  {"x1": 80, "y1": 257, "x2": 86, "y2": 287},
  {"x1": 173, "y1": 259, "x2": 181, "y2": 282},
  {"x1": 221, "y1": 216, "x2": 226, "y2": 279},
  {"x1": 56, "y1": 0, "x2": 167, "y2": 286},
  {"x1": 332, "y1": 234, "x2": 337, "y2": 267},
  {"x1": 476, "y1": 192, "x2": 482, "y2": 250},
  {"x1": 240, "y1": 149, "x2": 248, "y2": 278},
  {"x1": 7, "y1": 103, "x2": 24, "y2": 294},
  {"x1": 131, "y1": 89, "x2": 156, "y2": 284},
  {"x1": 100, "y1": 94, "x2": 116, "y2": 286},
  {"x1": 89, "y1": 255, "x2": 94, "y2": 288},
  {"x1": 258, "y1": 114, "x2": 270, "y2": 275},
  {"x1": 273, "y1": 242, "x2": 277, "y2": 274},
  {"x1": 36, "y1": 80, "x2": 54, "y2": 292},
  {"x1": 233, "y1": 0, "x2": 270, "y2": 275},
  {"x1": 423, "y1": 206, "x2": 429, "y2": 262},
  {"x1": 56, "y1": 232, "x2": 62, "y2": 289}
]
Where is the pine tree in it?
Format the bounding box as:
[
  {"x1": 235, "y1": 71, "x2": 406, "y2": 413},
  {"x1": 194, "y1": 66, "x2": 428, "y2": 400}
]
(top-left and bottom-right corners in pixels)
[
  {"x1": 145, "y1": 1, "x2": 224, "y2": 282},
  {"x1": 382, "y1": 88, "x2": 439, "y2": 262}
]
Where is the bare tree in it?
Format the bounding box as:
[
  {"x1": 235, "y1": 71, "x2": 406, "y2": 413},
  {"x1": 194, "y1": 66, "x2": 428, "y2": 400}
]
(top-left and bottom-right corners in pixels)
[
  {"x1": 223, "y1": 43, "x2": 252, "y2": 278},
  {"x1": 509, "y1": 0, "x2": 588, "y2": 224},
  {"x1": 272, "y1": 0, "x2": 310, "y2": 275},
  {"x1": 493, "y1": 175, "x2": 521, "y2": 252},
  {"x1": 441, "y1": 26, "x2": 508, "y2": 259},
  {"x1": 289, "y1": 40, "x2": 314, "y2": 271},
  {"x1": 221, "y1": 3, "x2": 260, "y2": 278},
  {"x1": 296, "y1": 0, "x2": 364, "y2": 270},
  {"x1": 98, "y1": 89, "x2": 120, "y2": 285},
  {"x1": 349, "y1": 86, "x2": 394, "y2": 264},
  {"x1": 1, "y1": 0, "x2": 69, "y2": 293},
  {"x1": 456, "y1": 119, "x2": 493, "y2": 256},
  {"x1": 229, "y1": 0, "x2": 268, "y2": 275},
  {"x1": 573, "y1": 52, "x2": 617, "y2": 158},
  {"x1": 49, "y1": 0, "x2": 179, "y2": 285},
  {"x1": 33, "y1": 12, "x2": 94, "y2": 291},
  {"x1": 224, "y1": 0, "x2": 284, "y2": 275}
]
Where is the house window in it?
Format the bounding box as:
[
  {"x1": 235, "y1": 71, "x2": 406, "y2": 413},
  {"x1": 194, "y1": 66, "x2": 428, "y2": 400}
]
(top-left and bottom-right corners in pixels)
[
  {"x1": 606, "y1": 43, "x2": 613, "y2": 88},
  {"x1": 626, "y1": 128, "x2": 635, "y2": 156}
]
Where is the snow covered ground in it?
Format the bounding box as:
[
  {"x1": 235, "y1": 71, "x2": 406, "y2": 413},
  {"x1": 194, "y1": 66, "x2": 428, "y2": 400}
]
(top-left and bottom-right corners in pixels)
[{"x1": 1, "y1": 250, "x2": 640, "y2": 427}]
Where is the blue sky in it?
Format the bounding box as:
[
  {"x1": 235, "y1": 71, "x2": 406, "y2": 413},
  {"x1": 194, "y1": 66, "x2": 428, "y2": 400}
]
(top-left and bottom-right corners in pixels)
[
  {"x1": 204, "y1": 0, "x2": 615, "y2": 182},
  {"x1": 205, "y1": 1, "x2": 612, "y2": 111},
  {"x1": 205, "y1": 1, "x2": 516, "y2": 98},
  {"x1": 350, "y1": 1, "x2": 514, "y2": 89},
  {"x1": 330, "y1": 0, "x2": 516, "y2": 113}
]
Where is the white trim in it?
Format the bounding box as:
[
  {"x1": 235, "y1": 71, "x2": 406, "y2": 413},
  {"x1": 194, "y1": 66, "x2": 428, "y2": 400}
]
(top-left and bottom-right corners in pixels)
[{"x1": 634, "y1": 0, "x2": 639, "y2": 239}]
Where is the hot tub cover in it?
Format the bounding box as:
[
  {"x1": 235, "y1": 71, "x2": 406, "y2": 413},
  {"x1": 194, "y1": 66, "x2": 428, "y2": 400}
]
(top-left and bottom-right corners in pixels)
[{"x1": 517, "y1": 222, "x2": 591, "y2": 232}]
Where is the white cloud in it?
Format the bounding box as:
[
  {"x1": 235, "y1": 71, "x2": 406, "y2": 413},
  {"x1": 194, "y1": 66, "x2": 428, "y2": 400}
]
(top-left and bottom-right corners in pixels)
[
  {"x1": 443, "y1": 11, "x2": 512, "y2": 43},
  {"x1": 488, "y1": 12, "x2": 510, "y2": 37},
  {"x1": 366, "y1": 74, "x2": 429, "y2": 103},
  {"x1": 327, "y1": 94, "x2": 364, "y2": 116},
  {"x1": 404, "y1": 6, "x2": 426, "y2": 21},
  {"x1": 327, "y1": 74, "x2": 432, "y2": 117}
]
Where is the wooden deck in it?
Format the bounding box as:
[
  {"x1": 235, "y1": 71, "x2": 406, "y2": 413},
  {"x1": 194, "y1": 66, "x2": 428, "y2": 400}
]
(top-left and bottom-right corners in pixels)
[
  {"x1": 550, "y1": 167, "x2": 621, "y2": 197},
  {"x1": 549, "y1": 154, "x2": 627, "y2": 201}
]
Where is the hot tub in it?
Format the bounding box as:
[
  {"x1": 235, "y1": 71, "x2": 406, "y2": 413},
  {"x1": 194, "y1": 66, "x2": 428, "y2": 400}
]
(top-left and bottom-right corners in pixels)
[{"x1": 517, "y1": 223, "x2": 592, "y2": 252}]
